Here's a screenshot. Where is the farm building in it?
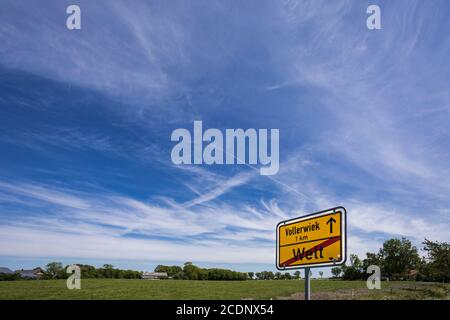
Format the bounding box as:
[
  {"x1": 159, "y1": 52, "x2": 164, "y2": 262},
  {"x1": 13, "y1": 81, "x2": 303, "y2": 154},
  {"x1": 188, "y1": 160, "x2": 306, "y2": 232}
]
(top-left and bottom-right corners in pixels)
[
  {"x1": 15, "y1": 267, "x2": 44, "y2": 279},
  {"x1": 142, "y1": 272, "x2": 168, "y2": 280},
  {"x1": 0, "y1": 267, "x2": 14, "y2": 274}
]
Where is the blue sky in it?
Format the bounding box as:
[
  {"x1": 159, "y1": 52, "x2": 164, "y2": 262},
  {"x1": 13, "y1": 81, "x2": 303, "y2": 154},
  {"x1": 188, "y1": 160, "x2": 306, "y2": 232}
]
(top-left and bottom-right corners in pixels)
[{"x1": 0, "y1": 0, "x2": 449, "y2": 275}]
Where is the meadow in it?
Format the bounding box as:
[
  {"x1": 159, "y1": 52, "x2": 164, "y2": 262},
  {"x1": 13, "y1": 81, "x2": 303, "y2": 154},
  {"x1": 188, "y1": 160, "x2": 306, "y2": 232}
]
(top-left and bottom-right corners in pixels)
[{"x1": 0, "y1": 279, "x2": 448, "y2": 300}]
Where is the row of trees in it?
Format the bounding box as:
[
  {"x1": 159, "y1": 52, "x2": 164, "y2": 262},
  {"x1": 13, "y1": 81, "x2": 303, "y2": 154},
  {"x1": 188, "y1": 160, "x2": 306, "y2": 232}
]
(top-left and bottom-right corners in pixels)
[
  {"x1": 43, "y1": 263, "x2": 141, "y2": 280},
  {"x1": 154, "y1": 265, "x2": 323, "y2": 281},
  {"x1": 155, "y1": 262, "x2": 248, "y2": 280},
  {"x1": 330, "y1": 238, "x2": 449, "y2": 282}
]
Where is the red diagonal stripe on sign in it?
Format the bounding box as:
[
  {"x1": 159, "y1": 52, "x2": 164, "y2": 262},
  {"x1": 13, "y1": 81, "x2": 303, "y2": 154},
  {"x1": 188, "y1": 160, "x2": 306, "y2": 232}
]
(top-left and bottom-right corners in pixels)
[{"x1": 280, "y1": 236, "x2": 341, "y2": 267}]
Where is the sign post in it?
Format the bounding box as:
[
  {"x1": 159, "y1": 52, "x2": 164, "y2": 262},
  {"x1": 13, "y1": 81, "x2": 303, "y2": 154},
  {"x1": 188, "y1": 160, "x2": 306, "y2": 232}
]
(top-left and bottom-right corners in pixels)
[
  {"x1": 304, "y1": 267, "x2": 311, "y2": 300},
  {"x1": 276, "y1": 207, "x2": 347, "y2": 300}
]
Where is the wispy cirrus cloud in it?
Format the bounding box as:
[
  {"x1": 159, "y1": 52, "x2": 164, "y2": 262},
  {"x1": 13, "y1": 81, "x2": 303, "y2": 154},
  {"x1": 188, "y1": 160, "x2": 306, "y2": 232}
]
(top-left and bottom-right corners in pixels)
[
  {"x1": 1, "y1": 177, "x2": 447, "y2": 264},
  {"x1": 0, "y1": 181, "x2": 90, "y2": 210},
  {"x1": 0, "y1": 180, "x2": 276, "y2": 242},
  {"x1": 181, "y1": 171, "x2": 255, "y2": 208},
  {"x1": 0, "y1": 1, "x2": 173, "y2": 104},
  {"x1": 0, "y1": 178, "x2": 279, "y2": 264},
  {"x1": 0, "y1": 225, "x2": 273, "y2": 264}
]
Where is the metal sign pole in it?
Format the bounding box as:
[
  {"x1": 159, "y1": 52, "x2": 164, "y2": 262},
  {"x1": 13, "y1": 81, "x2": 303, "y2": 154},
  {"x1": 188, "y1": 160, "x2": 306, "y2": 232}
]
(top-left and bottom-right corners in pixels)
[{"x1": 305, "y1": 267, "x2": 311, "y2": 300}]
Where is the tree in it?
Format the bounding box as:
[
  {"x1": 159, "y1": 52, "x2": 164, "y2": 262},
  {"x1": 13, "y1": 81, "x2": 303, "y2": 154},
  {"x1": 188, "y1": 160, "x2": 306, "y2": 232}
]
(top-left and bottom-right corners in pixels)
[
  {"x1": 164, "y1": 262, "x2": 249, "y2": 281},
  {"x1": 319, "y1": 271, "x2": 323, "y2": 279},
  {"x1": 294, "y1": 271, "x2": 301, "y2": 279},
  {"x1": 45, "y1": 262, "x2": 64, "y2": 279},
  {"x1": 363, "y1": 252, "x2": 383, "y2": 272},
  {"x1": 255, "y1": 272, "x2": 262, "y2": 280},
  {"x1": 100, "y1": 264, "x2": 115, "y2": 278},
  {"x1": 284, "y1": 272, "x2": 292, "y2": 280},
  {"x1": 248, "y1": 272, "x2": 254, "y2": 280},
  {"x1": 420, "y1": 239, "x2": 450, "y2": 282},
  {"x1": 331, "y1": 267, "x2": 342, "y2": 278},
  {"x1": 155, "y1": 265, "x2": 182, "y2": 278},
  {"x1": 78, "y1": 264, "x2": 98, "y2": 278},
  {"x1": 183, "y1": 262, "x2": 202, "y2": 280},
  {"x1": 275, "y1": 272, "x2": 282, "y2": 280},
  {"x1": 341, "y1": 254, "x2": 364, "y2": 280},
  {"x1": 379, "y1": 238, "x2": 421, "y2": 280},
  {"x1": 259, "y1": 271, "x2": 274, "y2": 280}
]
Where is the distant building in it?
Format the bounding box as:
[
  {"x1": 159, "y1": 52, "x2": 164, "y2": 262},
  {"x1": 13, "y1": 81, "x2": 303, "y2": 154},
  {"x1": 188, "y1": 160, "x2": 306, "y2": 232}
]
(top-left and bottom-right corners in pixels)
[
  {"x1": 15, "y1": 267, "x2": 44, "y2": 279},
  {"x1": 0, "y1": 267, "x2": 14, "y2": 274},
  {"x1": 408, "y1": 269, "x2": 419, "y2": 280},
  {"x1": 142, "y1": 272, "x2": 168, "y2": 280}
]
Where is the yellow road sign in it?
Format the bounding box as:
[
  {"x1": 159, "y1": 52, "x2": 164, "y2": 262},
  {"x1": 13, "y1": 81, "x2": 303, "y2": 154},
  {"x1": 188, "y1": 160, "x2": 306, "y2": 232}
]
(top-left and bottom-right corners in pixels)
[{"x1": 276, "y1": 207, "x2": 347, "y2": 270}]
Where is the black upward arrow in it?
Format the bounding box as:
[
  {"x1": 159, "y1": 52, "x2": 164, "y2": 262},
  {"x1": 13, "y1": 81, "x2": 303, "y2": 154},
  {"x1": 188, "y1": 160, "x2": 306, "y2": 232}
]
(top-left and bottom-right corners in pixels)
[{"x1": 327, "y1": 217, "x2": 336, "y2": 233}]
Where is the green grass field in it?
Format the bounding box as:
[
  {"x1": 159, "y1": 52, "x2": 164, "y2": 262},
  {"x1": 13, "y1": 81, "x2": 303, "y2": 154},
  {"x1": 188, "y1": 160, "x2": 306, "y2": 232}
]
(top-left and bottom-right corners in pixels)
[{"x1": 0, "y1": 279, "x2": 448, "y2": 300}]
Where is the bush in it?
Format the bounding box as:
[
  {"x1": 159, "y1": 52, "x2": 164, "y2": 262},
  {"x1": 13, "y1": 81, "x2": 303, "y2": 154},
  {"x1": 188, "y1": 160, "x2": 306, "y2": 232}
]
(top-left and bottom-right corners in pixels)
[{"x1": 0, "y1": 273, "x2": 21, "y2": 281}]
